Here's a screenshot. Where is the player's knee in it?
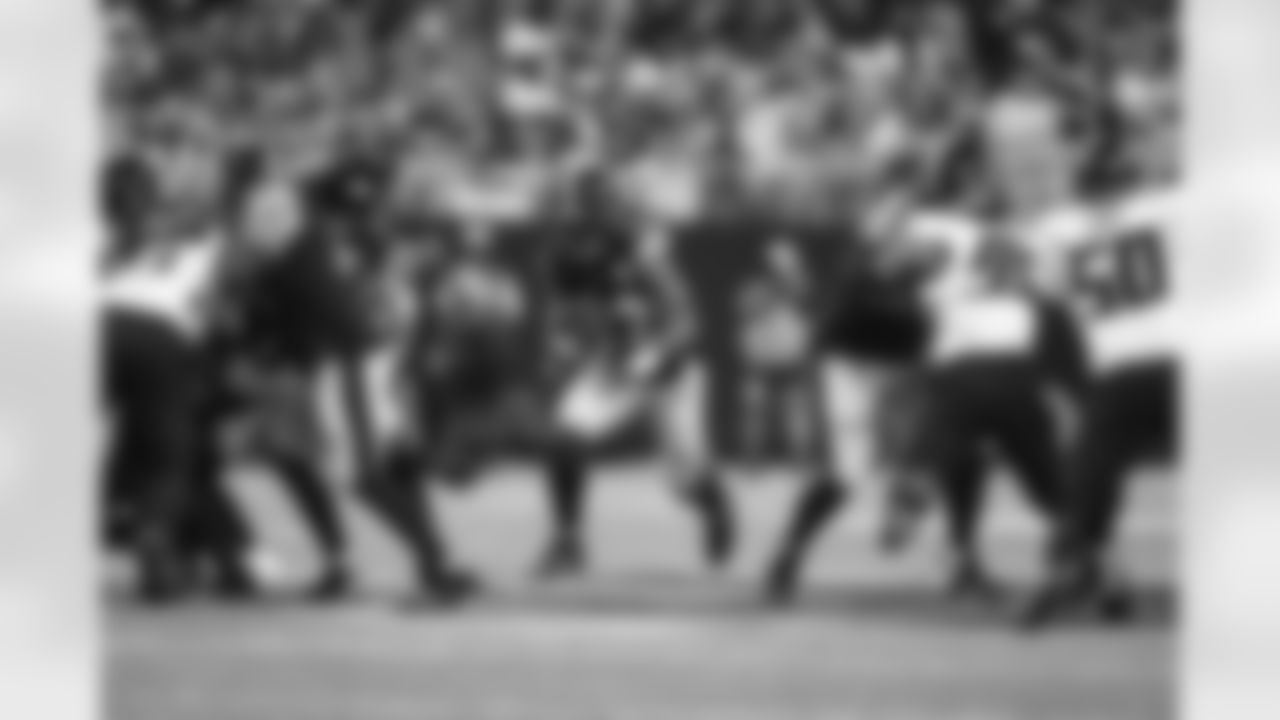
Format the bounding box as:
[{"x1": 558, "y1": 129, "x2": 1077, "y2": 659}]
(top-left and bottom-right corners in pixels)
[
  {"x1": 1034, "y1": 301, "x2": 1090, "y2": 398},
  {"x1": 666, "y1": 453, "x2": 711, "y2": 485},
  {"x1": 654, "y1": 424, "x2": 713, "y2": 481},
  {"x1": 379, "y1": 438, "x2": 426, "y2": 480}
]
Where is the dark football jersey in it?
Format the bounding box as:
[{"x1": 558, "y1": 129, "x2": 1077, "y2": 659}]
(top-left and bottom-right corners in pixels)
[
  {"x1": 818, "y1": 240, "x2": 934, "y2": 365},
  {"x1": 236, "y1": 237, "x2": 367, "y2": 369},
  {"x1": 407, "y1": 249, "x2": 533, "y2": 400},
  {"x1": 543, "y1": 225, "x2": 690, "y2": 375}
]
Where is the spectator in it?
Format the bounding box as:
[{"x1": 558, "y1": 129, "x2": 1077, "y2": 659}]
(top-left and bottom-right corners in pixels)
[{"x1": 105, "y1": 0, "x2": 1178, "y2": 231}]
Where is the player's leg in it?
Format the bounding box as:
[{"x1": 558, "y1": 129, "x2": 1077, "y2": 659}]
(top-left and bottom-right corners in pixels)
[
  {"x1": 926, "y1": 357, "x2": 1058, "y2": 600},
  {"x1": 357, "y1": 387, "x2": 478, "y2": 604},
  {"x1": 344, "y1": 344, "x2": 409, "y2": 554},
  {"x1": 102, "y1": 417, "x2": 142, "y2": 553},
  {"x1": 102, "y1": 312, "x2": 152, "y2": 570},
  {"x1": 765, "y1": 476, "x2": 847, "y2": 605},
  {"x1": 920, "y1": 361, "x2": 1004, "y2": 597},
  {"x1": 937, "y1": 447, "x2": 999, "y2": 598},
  {"x1": 780, "y1": 366, "x2": 822, "y2": 462},
  {"x1": 1079, "y1": 364, "x2": 1175, "y2": 555},
  {"x1": 532, "y1": 363, "x2": 595, "y2": 579},
  {"x1": 335, "y1": 344, "x2": 402, "y2": 487},
  {"x1": 335, "y1": 350, "x2": 379, "y2": 494},
  {"x1": 106, "y1": 309, "x2": 204, "y2": 602},
  {"x1": 459, "y1": 375, "x2": 591, "y2": 580},
  {"x1": 738, "y1": 369, "x2": 776, "y2": 462},
  {"x1": 764, "y1": 359, "x2": 861, "y2": 604},
  {"x1": 1022, "y1": 361, "x2": 1175, "y2": 627},
  {"x1": 430, "y1": 351, "x2": 518, "y2": 488},
  {"x1": 985, "y1": 365, "x2": 1065, "y2": 518},
  {"x1": 183, "y1": 399, "x2": 258, "y2": 599},
  {"x1": 135, "y1": 372, "x2": 203, "y2": 602},
  {"x1": 291, "y1": 366, "x2": 353, "y2": 598},
  {"x1": 1020, "y1": 380, "x2": 1134, "y2": 626},
  {"x1": 101, "y1": 344, "x2": 150, "y2": 555},
  {"x1": 876, "y1": 372, "x2": 942, "y2": 553},
  {"x1": 1033, "y1": 298, "x2": 1091, "y2": 403},
  {"x1": 242, "y1": 365, "x2": 352, "y2": 599},
  {"x1": 403, "y1": 352, "x2": 536, "y2": 600},
  {"x1": 535, "y1": 433, "x2": 592, "y2": 578},
  {"x1": 261, "y1": 449, "x2": 351, "y2": 599},
  {"x1": 365, "y1": 440, "x2": 479, "y2": 604},
  {"x1": 973, "y1": 360, "x2": 1073, "y2": 603},
  {"x1": 189, "y1": 466, "x2": 258, "y2": 598},
  {"x1": 117, "y1": 413, "x2": 184, "y2": 601},
  {"x1": 658, "y1": 361, "x2": 737, "y2": 569}
]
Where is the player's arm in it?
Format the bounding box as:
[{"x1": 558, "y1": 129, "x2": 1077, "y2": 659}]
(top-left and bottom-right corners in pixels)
[
  {"x1": 395, "y1": 261, "x2": 446, "y2": 382},
  {"x1": 538, "y1": 289, "x2": 597, "y2": 385},
  {"x1": 1071, "y1": 212, "x2": 1170, "y2": 317},
  {"x1": 1012, "y1": 207, "x2": 1105, "y2": 301},
  {"x1": 976, "y1": 226, "x2": 1035, "y2": 293},
  {"x1": 637, "y1": 240, "x2": 699, "y2": 378}
]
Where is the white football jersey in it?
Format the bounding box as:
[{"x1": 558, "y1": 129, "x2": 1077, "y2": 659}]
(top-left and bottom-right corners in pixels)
[
  {"x1": 928, "y1": 295, "x2": 1039, "y2": 364},
  {"x1": 1016, "y1": 201, "x2": 1104, "y2": 300},
  {"x1": 898, "y1": 211, "x2": 1044, "y2": 363},
  {"x1": 1081, "y1": 187, "x2": 1178, "y2": 369},
  {"x1": 103, "y1": 234, "x2": 224, "y2": 341},
  {"x1": 1022, "y1": 189, "x2": 1177, "y2": 370}
]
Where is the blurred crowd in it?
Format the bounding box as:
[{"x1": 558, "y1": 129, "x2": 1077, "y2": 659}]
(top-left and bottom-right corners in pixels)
[{"x1": 103, "y1": 0, "x2": 1178, "y2": 230}]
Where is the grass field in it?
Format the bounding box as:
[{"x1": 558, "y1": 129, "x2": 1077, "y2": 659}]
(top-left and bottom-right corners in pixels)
[{"x1": 106, "y1": 466, "x2": 1174, "y2": 720}]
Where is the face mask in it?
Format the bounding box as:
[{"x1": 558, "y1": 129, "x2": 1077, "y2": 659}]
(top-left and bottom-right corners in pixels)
[{"x1": 243, "y1": 183, "x2": 302, "y2": 254}]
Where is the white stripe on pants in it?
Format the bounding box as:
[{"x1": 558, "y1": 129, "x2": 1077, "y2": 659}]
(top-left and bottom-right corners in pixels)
[{"x1": 816, "y1": 358, "x2": 897, "y2": 503}]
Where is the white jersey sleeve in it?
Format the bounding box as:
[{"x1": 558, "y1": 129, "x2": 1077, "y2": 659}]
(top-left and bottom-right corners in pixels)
[
  {"x1": 898, "y1": 212, "x2": 1041, "y2": 364},
  {"x1": 1019, "y1": 202, "x2": 1103, "y2": 300},
  {"x1": 901, "y1": 211, "x2": 987, "y2": 304},
  {"x1": 103, "y1": 233, "x2": 225, "y2": 341},
  {"x1": 1075, "y1": 187, "x2": 1177, "y2": 370},
  {"x1": 928, "y1": 295, "x2": 1039, "y2": 364}
]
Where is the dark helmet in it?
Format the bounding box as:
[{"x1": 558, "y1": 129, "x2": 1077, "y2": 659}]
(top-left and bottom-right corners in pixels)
[
  {"x1": 101, "y1": 152, "x2": 155, "y2": 232},
  {"x1": 550, "y1": 220, "x2": 633, "y2": 297},
  {"x1": 221, "y1": 146, "x2": 266, "y2": 218},
  {"x1": 306, "y1": 156, "x2": 386, "y2": 223}
]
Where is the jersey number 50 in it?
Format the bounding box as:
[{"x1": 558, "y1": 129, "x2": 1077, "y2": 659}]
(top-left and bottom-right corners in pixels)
[{"x1": 1071, "y1": 229, "x2": 1167, "y2": 316}]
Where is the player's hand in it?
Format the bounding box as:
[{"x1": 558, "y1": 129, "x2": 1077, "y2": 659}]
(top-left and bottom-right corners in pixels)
[
  {"x1": 978, "y1": 235, "x2": 1029, "y2": 292},
  {"x1": 227, "y1": 359, "x2": 270, "y2": 395},
  {"x1": 628, "y1": 339, "x2": 687, "y2": 388},
  {"x1": 1047, "y1": 389, "x2": 1083, "y2": 448}
]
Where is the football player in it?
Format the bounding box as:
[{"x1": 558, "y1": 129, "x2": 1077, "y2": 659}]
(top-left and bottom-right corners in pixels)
[
  {"x1": 766, "y1": 182, "x2": 1088, "y2": 603},
  {"x1": 102, "y1": 183, "x2": 231, "y2": 602},
  {"x1": 734, "y1": 237, "x2": 821, "y2": 464},
  {"x1": 208, "y1": 173, "x2": 377, "y2": 601},
  {"x1": 1021, "y1": 173, "x2": 1178, "y2": 627},
  {"x1": 361, "y1": 218, "x2": 533, "y2": 604},
  {"x1": 764, "y1": 196, "x2": 924, "y2": 603},
  {"x1": 537, "y1": 219, "x2": 735, "y2": 577}
]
